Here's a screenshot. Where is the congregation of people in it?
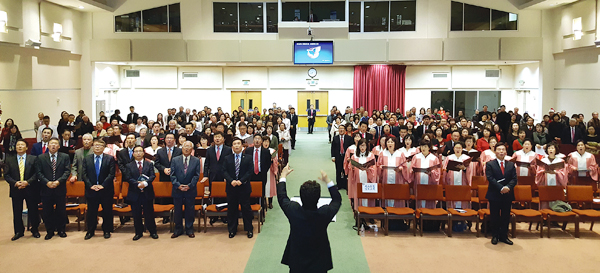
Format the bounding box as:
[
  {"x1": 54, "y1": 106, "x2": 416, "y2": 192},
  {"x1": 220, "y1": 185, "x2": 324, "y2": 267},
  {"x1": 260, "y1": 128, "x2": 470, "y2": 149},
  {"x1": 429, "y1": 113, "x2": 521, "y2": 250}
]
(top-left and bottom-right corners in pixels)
[{"x1": 1, "y1": 103, "x2": 300, "y2": 241}]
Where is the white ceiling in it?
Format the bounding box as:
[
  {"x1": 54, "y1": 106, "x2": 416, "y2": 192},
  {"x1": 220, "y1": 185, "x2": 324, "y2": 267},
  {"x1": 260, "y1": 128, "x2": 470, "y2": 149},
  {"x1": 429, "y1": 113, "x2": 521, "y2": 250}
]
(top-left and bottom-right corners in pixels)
[
  {"x1": 97, "y1": 60, "x2": 538, "y2": 67},
  {"x1": 45, "y1": 0, "x2": 121, "y2": 12},
  {"x1": 517, "y1": 0, "x2": 581, "y2": 9}
]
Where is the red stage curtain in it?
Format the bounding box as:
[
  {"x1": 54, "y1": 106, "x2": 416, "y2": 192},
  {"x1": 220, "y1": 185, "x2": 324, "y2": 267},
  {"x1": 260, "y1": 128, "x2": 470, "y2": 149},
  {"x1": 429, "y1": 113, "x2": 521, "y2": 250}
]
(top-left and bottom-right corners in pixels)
[{"x1": 353, "y1": 65, "x2": 406, "y2": 114}]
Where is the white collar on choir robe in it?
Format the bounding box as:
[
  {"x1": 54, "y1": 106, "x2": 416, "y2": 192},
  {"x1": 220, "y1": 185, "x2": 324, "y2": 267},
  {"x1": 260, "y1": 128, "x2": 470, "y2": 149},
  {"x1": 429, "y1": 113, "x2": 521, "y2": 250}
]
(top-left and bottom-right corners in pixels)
[
  {"x1": 542, "y1": 156, "x2": 563, "y2": 164},
  {"x1": 571, "y1": 151, "x2": 591, "y2": 160}
]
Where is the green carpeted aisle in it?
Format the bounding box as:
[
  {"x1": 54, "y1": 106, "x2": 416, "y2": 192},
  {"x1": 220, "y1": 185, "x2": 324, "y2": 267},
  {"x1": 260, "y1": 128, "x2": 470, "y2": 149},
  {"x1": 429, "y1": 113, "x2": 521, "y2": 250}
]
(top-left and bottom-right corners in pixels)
[{"x1": 244, "y1": 132, "x2": 371, "y2": 273}]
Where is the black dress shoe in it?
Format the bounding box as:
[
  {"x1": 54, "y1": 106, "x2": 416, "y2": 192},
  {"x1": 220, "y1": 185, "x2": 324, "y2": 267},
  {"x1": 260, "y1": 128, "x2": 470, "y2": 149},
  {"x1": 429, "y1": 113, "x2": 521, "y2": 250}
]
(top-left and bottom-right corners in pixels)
[
  {"x1": 84, "y1": 233, "x2": 94, "y2": 240},
  {"x1": 209, "y1": 217, "x2": 217, "y2": 226},
  {"x1": 133, "y1": 234, "x2": 143, "y2": 241},
  {"x1": 32, "y1": 232, "x2": 41, "y2": 238},
  {"x1": 188, "y1": 233, "x2": 195, "y2": 238},
  {"x1": 150, "y1": 234, "x2": 159, "y2": 239},
  {"x1": 500, "y1": 238, "x2": 514, "y2": 245},
  {"x1": 171, "y1": 233, "x2": 181, "y2": 238},
  {"x1": 491, "y1": 236, "x2": 498, "y2": 245},
  {"x1": 11, "y1": 233, "x2": 24, "y2": 241},
  {"x1": 247, "y1": 231, "x2": 253, "y2": 239},
  {"x1": 162, "y1": 217, "x2": 170, "y2": 224},
  {"x1": 229, "y1": 233, "x2": 236, "y2": 238},
  {"x1": 103, "y1": 232, "x2": 111, "y2": 239},
  {"x1": 45, "y1": 233, "x2": 54, "y2": 240},
  {"x1": 58, "y1": 231, "x2": 67, "y2": 238}
]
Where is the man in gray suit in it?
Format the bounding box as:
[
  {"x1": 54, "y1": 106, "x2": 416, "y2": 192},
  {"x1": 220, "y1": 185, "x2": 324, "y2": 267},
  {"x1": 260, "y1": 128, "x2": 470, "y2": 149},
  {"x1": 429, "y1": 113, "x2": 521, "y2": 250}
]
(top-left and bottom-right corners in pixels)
[
  {"x1": 170, "y1": 141, "x2": 201, "y2": 238},
  {"x1": 69, "y1": 133, "x2": 93, "y2": 183}
]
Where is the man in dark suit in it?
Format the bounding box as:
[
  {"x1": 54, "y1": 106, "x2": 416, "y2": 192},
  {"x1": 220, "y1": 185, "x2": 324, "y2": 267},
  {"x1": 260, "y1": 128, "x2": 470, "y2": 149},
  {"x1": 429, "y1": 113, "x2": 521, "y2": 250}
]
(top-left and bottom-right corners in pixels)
[
  {"x1": 245, "y1": 134, "x2": 271, "y2": 215},
  {"x1": 31, "y1": 127, "x2": 53, "y2": 156},
  {"x1": 415, "y1": 115, "x2": 432, "y2": 140},
  {"x1": 289, "y1": 107, "x2": 298, "y2": 149},
  {"x1": 277, "y1": 165, "x2": 341, "y2": 273},
  {"x1": 202, "y1": 132, "x2": 232, "y2": 187},
  {"x1": 485, "y1": 142, "x2": 517, "y2": 246},
  {"x1": 125, "y1": 146, "x2": 158, "y2": 240},
  {"x1": 331, "y1": 126, "x2": 352, "y2": 191},
  {"x1": 357, "y1": 121, "x2": 373, "y2": 144},
  {"x1": 60, "y1": 129, "x2": 77, "y2": 161},
  {"x1": 82, "y1": 139, "x2": 116, "y2": 239},
  {"x1": 523, "y1": 117, "x2": 535, "y2": 140},
  {"x1": 560, "y1": 118, "x2": 583, "y2": 145},
  {"x1": 117, "y1": 134, "x2": 137, "y2": 174},
  {"x1": 155, "y1": 133, "x2": 182, "y2": 182},
  {"x1": 4, "y1": 139, "x2": 41, "y2": 240},
  {"x1": 170, "y1": 141, "x2": 201, "y2": 238},
  {"x1": 126, "y1": 106, "x2": 139, "y2": 124},
  {"x1": 222, "y1": 137, "x2": 254, "y2": 238},
  {"x1": 36, "y1": 137, "x2": 71, "y2": 240},
  {"x1": 307, "y1": 105, "x2": 316, "y2": 134},
  {"x1": 442, "y1": 131, "x2": 461, "y2": 157},
  {"x1": 496, "y1": 105, "x2": 511, "y2": 140}
]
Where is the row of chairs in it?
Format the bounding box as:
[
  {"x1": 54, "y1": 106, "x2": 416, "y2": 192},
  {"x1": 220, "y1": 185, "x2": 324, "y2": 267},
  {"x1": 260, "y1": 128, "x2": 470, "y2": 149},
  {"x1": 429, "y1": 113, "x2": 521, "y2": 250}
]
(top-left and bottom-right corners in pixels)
[{"x1": 355, "y1": 182, "x2": 600, "y2": 238}]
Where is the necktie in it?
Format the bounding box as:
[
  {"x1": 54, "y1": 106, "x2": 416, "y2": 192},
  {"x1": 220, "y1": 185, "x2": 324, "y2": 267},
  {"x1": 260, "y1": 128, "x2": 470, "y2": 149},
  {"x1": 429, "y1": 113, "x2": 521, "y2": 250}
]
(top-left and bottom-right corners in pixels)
[
  {"x1": 500, "y1": 161, "x2": 505, "y2": 175},
  {"x1": 51, "y1": 154, "x2": 57, "y2": 181},
  {"x1": 19, "y1": 156, "x2": 25, "y2": 181},
  {"x1": 572, "y1": 128, "x2": 575, "y2": 142},
  {"x1": 168, "y1": 148, "x2": 172, "y2": 161},
  {"x1": 129, "y1": 149, "x2": 133, "y2": 159},
  {"x1": 216, "y1": 146, "x2": 221, "y2": 161},
  {"x1": 64, "y1": 140, "x2": 67, "y2": 147},
  {"x1": 42, "y1": 143, "x2": 47, "y2": 154},
  {"x1": 138, "y1": 161, "x2": 143, "y2": 175},
  {"x1": 95, "y1": 156, "x2": 101, "y2": 184},
  {"x1": 235, "y1": 154, "x2": 240, "y2": 178},
  {"x1": 184, "y1": 157, "x2": 188, "y2": 175},
  {"x1": 340, "y1": 136, "x2": 344, "y2": 155},
  {"x1": 254, "y1": 149, "x2": 259, "y2": 175}
]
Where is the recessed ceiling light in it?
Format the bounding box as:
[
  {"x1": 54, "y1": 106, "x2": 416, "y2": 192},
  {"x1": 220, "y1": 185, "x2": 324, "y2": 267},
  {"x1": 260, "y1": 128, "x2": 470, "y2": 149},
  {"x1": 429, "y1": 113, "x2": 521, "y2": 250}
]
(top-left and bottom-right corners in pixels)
[{"x1": 78, "y1": 6, "x2": 84, "y2": 9}]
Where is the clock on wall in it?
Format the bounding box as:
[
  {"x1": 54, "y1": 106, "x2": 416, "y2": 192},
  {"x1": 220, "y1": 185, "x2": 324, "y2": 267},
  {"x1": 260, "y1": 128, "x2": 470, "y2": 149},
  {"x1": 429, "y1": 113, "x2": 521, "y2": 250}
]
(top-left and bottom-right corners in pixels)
[{"x1": 308, "y1": 67, "x2": 317, "y2": 78}]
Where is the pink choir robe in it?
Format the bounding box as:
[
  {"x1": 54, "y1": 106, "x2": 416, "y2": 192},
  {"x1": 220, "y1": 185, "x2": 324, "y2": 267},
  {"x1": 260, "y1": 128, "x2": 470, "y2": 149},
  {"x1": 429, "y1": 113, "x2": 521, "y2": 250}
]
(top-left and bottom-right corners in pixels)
[
  {"x1": 511, "y1": 150, "x2": 537, "y2": 177},
  {"x1": 377, "y1": 149, "x2": 407, "y2": 208},
  {"x1": 464, "y1": 148, "x2": 483, "y2": 179},
  {"x1": 409, "y1": 153, "x2": 441, "y2": 209},
  {"x1": 265, "y1": 148, "x2": 279, "y2": 198},
  {"x1": 535, "y1": 157, "x2": 569, "y2": 209},
  {"x1": 343, "y1": 144, "x2": 357, "y2": 176},
  {"x1": 443, "y1": 154, "x2": 472, "y2": 209},
  {"x1": 567, "y1": 151, "x2": 599, "y2": 181},
  {"x1": 398, "y1": 147, "x2": 420, "y2": 183},
  {"x1": 348, "y1": 153, "x2": 377, "y2": 210},
  {"x1": 372, "y1": 145, "x2": 384, "y2": 159}
]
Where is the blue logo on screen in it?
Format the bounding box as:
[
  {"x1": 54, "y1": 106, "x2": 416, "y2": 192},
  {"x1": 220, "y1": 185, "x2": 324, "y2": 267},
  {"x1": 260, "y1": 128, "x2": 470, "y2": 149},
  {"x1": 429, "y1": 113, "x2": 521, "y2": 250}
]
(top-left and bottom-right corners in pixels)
[{"x1": 294, "y1": 42, "x2": 333, "y2": 64}]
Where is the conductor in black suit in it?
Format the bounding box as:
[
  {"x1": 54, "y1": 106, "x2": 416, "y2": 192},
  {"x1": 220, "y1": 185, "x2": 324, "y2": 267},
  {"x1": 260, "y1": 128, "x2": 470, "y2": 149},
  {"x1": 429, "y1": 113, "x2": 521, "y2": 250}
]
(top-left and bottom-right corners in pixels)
[
  {"x1": 485, "y1": 142, "x2": 517, "y2": 246},
  {"x1": 36, "y1": 137, "x2": 71, "y2": 240},
  {"x1": 4, "y1": 139, "x2": 41, "y2": 240},
  {"x1": 82, "y1": 139, "x2": 116, "y2": 240},
  {"x1": 289, "y1": 107, "x2": 298, "y2": 149},
  {"x1": 277, "y1": 165, "x2": 341, "y2": 273},
  {"x1": 222, "y1": 137, "x2": 254, "y2": 239},
  {"x1": 170, "y1": 141, "x2": 201, "y2": 238},
  {"x1": 245, "y1": 134, "x2": 271, "y2": 214},
  {"x1": 331, "y1": 126, "x2": 352, "y2": 190},
  {"x1": 125, "y1": 146, "x2": 158, "y2": 240}
]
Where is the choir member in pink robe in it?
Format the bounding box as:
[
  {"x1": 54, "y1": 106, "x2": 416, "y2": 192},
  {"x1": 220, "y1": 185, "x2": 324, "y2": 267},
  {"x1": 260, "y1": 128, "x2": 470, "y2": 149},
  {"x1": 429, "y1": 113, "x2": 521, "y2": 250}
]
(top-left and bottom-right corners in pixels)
[
  {"x1": 443, "y1": 141, "x2": 471, "y2": 209},
  {"x1": 480, "y1": 136, "x2": 499, "y2": 177},
  {"x1": 348, "y1": 139, "x2": 378, "y2": 210},
  {"x1": 535, "y1": 142, "x2": 569, "y2": 209},
  {"x1": 377, "y1": 137, "x2": 407, "y2": 208},
  {"x1": 371, "y1": 135, "x2": 387, "y2": 160},
  {"x1": 409, "y1": 139, "x2": 441, "y2": 209},
  {"x1": 463, "y1": 136, "x2": 482, "y2": 179},
  {"x1": 511, "y1": 139, "x2": 537, "y2": 176},
  {"x1": 398, "y1": 135, "x2": 420, "y2": 183},
  {"x1": 343, "y1": 132, "x2": 362, "y2": 179},
  {"x1": 263, "y1": 137, "x2": 279, "y2": 209},
  {"x1": 567, "y1": 140, "x2": 599, "y2": 182}
]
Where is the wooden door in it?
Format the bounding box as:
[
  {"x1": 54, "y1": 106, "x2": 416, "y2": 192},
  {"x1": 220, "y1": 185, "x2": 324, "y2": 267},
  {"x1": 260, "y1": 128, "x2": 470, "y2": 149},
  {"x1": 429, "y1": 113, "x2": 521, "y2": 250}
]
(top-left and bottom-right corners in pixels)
[
  {"x1": 231, "y1": 91, "x2": 262, "y2": 114},
  {"x1": 297, "y1": 91, "x2": 329, "y2": 128}
]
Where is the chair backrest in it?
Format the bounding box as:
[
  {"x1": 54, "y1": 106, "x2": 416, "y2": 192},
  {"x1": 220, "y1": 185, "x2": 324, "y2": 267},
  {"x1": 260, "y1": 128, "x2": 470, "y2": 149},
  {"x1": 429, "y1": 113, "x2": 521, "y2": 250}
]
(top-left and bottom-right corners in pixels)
[
  {"x1": 121, "y1": 181, "x2": 129, "y2": 198},
  {"x1": 573, "y1": 176, "x2": 598, "y2": 192},
  {"x1": 357, "y1": 183, "x2": 383, "y2": 200},
  {"x1": 517, "y1": 176, "x2": 537, "y2": 189},
  {"x1": 537, "y1": 186, "x2": 566, "y2": 202},
  {"x1": 210, "y1": 181, "x2": 227, "y2": 198},
  {"x1": 471, "y1": 176, "x2": 487, "y2": 190},
  {"x1": 66, "y1": 181, "x2": 86, "y2": 198},
  {"x1": 383, "y1": 184, "x2": 410, "y2": 201},
  {"x1": 113, "y1": 181, "x2": 122, "y2": 198},
  {"x1": 153, "y1": 182, "x2": 173, "y2": 198},
  {"x1": 477, "y1": 185, "x2": 489, "y2": 203},
  {"x1": 445, "y1": 185, "x2": 472, "y2": 202},
  {"x1": 513, "y1": 185, "x2": 533, "y2": 202},
  {"x1": 196, "y1": 180, "x2": 204, "y2": 197},
  {"x1": 416, "y1": 184, "x2": 443, "y2": 201},
  {"x1": 250, "y1": 181, "x2": 263, "y2": 198},
  {"x1": 278, "y1": 144, "x2": 283, "y2": 158},
  {"x1": 566, "y1": 185, "x2": 594, "y2": 203}
]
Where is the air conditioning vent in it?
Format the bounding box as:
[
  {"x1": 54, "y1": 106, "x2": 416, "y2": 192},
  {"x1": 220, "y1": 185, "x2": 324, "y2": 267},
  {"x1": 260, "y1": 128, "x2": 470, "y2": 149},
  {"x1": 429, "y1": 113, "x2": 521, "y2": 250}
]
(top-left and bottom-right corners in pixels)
[
  {"x1": 182, "y1": 72, "x2": 198, "y2": 79},
  {"x1": 485, "y1": 69, "x2": 500, "y2": 78},
  {"x1": 125, "y1": 69, "x2": 140, "y2": 78},
  {"x1": 432, "y1": 73, "x2": 448, "y2": 78}
]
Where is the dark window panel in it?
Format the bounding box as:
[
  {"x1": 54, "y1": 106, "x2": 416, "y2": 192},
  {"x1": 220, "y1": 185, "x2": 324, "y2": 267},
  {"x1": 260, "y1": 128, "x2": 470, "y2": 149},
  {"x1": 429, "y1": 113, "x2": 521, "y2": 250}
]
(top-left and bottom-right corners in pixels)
[
  {"x1": 364, "y1": 1, "x2": 389, "y2": 32},
  {"x1": 450, "y1": 1, "x2": 463, "y2": 31},
  {"x1": 349, "y1": 2, "x2": 361, "y2": 32},
  {"x1": 491, "y1": 9, "x2": 517, "y2": 30},
  {"x1": 214, "y1": 2, "x2": 239, "y2": 32},
  {"x1": 282, "y1": 2, "x2": 309, "y2": 21},
  {"x1": 239, "y1": 3, "x2": 263, "y2": 32},
  {"x1": 310, "y1": 1, "x2": 345, "y2": 22},
  {"x1": 143, "y1": 6, "x2": 168, "y2": 32},
  {"x1": 266, "y1": 2, "x2": 278, "y2": 33},
  {"x1": 115, "y1": 11, "x2": 141, "y2": 32},
  {"x1": 390, "y1": 0, "x2": 416, "y2": 31},
  {"x1": 463, "y1": 3, "x2": 489, "y2": 31},
  {"x1": 169, "y1": 3, "x2": 181, "y2": 32}
]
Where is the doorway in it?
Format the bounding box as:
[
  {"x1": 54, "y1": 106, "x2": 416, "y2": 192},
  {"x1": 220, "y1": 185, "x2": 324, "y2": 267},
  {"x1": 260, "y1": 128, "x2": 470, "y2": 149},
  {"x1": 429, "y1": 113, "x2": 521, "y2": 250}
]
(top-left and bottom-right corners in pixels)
[
  {"x1": 297, "y1": 91, "x2": 328, "y2": 128},
  {"x1": 231, "y1": 91, "x2": 262, "y2": 115}
]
